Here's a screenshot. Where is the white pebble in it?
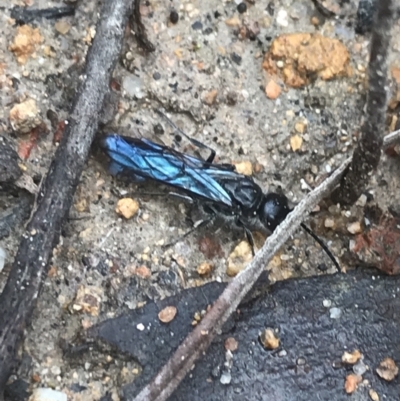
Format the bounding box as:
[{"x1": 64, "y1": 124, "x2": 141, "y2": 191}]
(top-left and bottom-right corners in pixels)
[
  {"x1": 324, "y1": 218, "x2": 335, "y2": 228},
  {"x1": 323, "y1": 299, "x2": 332, "y2": 308},
  {"x1": 137, "y1": 323, "x2": 145, "y2": 331},
  {"x1": 30, "y1": 388, "x2": 67, "y2": 401},
  {"x1": 356, "y1": 194, "x2": 367, "y2": 207},
  {"x1": 220, "y1": 371, "x2": 232, "y2": 385},
  {"x1": 329, "y1": 307, "x2": 342, "y2": 319},
  {"x1": 347, "y1": 222, "x2": 362, "y2": 234},
  {"x1": 276, "y1": 9, "x2": 289, "y2": 27}
]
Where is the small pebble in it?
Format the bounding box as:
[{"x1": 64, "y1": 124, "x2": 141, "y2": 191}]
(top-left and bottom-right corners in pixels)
[
  {"x1": 202, "y1": 89, "x2": 218, "y2": 105},
  {"x1": 290, "y1": 135, "x2": 303, "y2": 152},
  {"x1": 134, "y1": 265, "x2": 151, "y2": 279},
  {"x1": 226, "y1": 241, "x2": 252, "y2": 276},
  {"x1": 154, "y1": 123, "x2": 164, "y2": 135},
  {"x1": 233, "y1": 161, "x2": 252, "y2": 176},
  {"x1": 231, "y1": 52, "x2": 242, "y2": 65},
  {"x1": 260, "y1": 328, "x2": 280, "y2": 350},
  {"x1": 9, "y1": 99, "x2": 42, "y2": 134},
  {"x1": 323, "y1": 299, "x2": 332, "y2": 308},
  {"x1": 136, "y1": 323, "x2": 145, "y2": 331},
  {"x1": 220, "y1": 371, "x2": 232, "y2": 385},
  {"x1": 347, "y1": 221, "x2": 362, "y2": 234},
  {"x1": 276, "y1": 9, "x2": 288, "y2": 26},
  {"x1": 294, "y1": 120, "x2": 307, "y2": 134},
  {"x1": 170, "y1": 10, "x2": 179, "y2": 24},
  {"x1": 191, "y1": 21, "x2": 203, "y2": 30},
  {"x1": 115, "y1": 198, "x2": 139, "y2": 219},
  {"x1": 158, "y1": 306, "x2": 177, "y2": 323},
  {"x1": 224, "y1": 337, "x2": 238, "y2": 352},
  {"x1": 345, "y1": 374, "x2": 362, "y2": 394},
  {"x1": 329, "y1": 307, "x2": 341, "y2": 319},
  {"x1": 197, "y1": 262, "x2": 213, "y2": 276},
  {"x1": 356, "y1": 194, "x2": 367, "y2": 207},
  {"x1": 55, "y1": 20, "x2": 71, "y2": 35},
  {"x1": 265, "y1": 79, "x2": 281, "y2": 100},
  {"x1": 353, "y1": 359, "x2": 368, "y2": 376},
  {"x1": 369, "y1": 389, "x2": 380, "y2": 401},
  {"x1": 342, "y1": 350, "x2": 362, "y2": 365},
  {"x1": 226, "y1": 91, "x2": 238, "y2": 105},
  {"x1": 324, "y1": 218, "x2": 335, "y2": 228},
  {"x1": 237, "y1": 2, "x2": 247, "y2": 13},
  {"x1": 153, "y1": 71, "x2": 161, "y2": 80},
  {"x1": 376, "y1": 357, "x2": 399, "y2": 381},
  {"x1": 30, "y1": 388, "x2": 67, "y2": 401},
  {"x1": 225, "y1": 16, "x2": 241, "y2": 27}
]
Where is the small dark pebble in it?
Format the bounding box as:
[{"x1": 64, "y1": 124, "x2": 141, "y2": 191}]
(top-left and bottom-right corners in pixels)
[
  {"x1": 317, "y1": 263, "x2": 328, "y2": 272},
  {"x1": 266, "y1": 1, "x2": 275, "y2": 16},
  {"x1": 153, "y1": 71, "x2": 161, "y2": 80},
  {"x1": 226, "y1": 91, "x2": 238, "y2": 106},
  {"x1": 203, "y1": 27, "x2": 213, "y2": 35},
  {"x1": 174, "y1": 134, "x2": 182, "y2": 143},
  {"x1": 154, "y1": 123, "x2": 164, "y2": 135},
  {"x1": 214, "y1": 10, "x2": 222, "y2": 19},
  {"x1": 169, "y1": 10, "x2": 179, "y2": 24},
  {"x1": 11, "y1": 77, "x2": 20, "y2": 90},
  {"x1": 191, "y1": 20, "x2": 203, "y2": 30},
  {"x1": 70, "y1": 383, "x2": 88, "y2": 393},
  {"x1": 332, "y1": 359, "x2": 343, "y2": 369},
  {"x1": 237, "y1": 2, "x2": 247, "y2": 13},
  {"x1": 231, "y1": 52, "x2": 242, "y2": 65}
]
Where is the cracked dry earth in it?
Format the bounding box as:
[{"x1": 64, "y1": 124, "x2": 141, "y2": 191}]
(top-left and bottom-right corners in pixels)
[{"x1": 1, "y1": 0, "x2": 400, "y2": 400}]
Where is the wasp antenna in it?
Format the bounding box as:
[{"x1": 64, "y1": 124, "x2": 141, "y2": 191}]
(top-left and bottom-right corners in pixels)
[{"x1": 300, "y1": 223, "x2": 341, "y2": 273}]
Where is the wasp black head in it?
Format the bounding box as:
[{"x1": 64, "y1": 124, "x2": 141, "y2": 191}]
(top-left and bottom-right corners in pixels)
[{"x1": 259, "y1": 193, "x2": 292, "y2": 232}]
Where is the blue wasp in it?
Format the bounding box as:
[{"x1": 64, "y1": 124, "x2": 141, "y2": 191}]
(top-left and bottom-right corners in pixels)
[{"x1": 100, "y1": 111, "x2": 339, "y2": 270}]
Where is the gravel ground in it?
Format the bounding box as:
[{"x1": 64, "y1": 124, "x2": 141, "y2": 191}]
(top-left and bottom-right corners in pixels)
[{"x1": 1, "y1": 0, "x2": 400, "y2": 400}]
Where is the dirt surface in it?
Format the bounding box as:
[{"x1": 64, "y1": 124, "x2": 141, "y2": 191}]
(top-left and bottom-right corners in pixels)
[{"x1": 1, "y1": 0, "x2": 400, "y2": 400}]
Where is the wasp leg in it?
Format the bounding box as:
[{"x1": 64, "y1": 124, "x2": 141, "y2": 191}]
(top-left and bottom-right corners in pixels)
[
  {"x1": 130, "y1": 191, "x2": 194, "y2": 204},
  {"x1": 162, "y1": 216, "x2": 215, "y2": 250},
  {"x1": 155, "y1": 109, "x2": 216, "y2": 163},
  {"x1": 242, "y1": 225, "x2": 256, "y2": 256}
]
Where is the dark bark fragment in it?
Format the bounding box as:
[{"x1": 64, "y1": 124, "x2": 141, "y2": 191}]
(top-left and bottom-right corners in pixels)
[
  {"x1": 0, "y1": 0, "x2": 134, "y2": 393},
  {"x1": 10, "y1": 5, "x2": 75, "y2": 25},
  {"x1": 0, "y1": 196, "x2": 33, "y2": 240},
  {"x1": 89, "y1": 269, "x2": 400, "y2": 401},
  {"x1": 0, "y1": 136, "x2": 22, "y2": 184},
  {"x1": 332, "y1": 0, "x2": 395, "y2": 205},
  {"x1": 130, "y1": 0, "x2": 155, "y2": 53}
]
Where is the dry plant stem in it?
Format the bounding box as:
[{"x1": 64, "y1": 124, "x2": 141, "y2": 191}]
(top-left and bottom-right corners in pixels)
[
  {"x1": 332, "y1": 0, "x2": 395, "y2": 205},
  {"x1": 0, "y1": 0, "x2": 133, "y2": 391},
  {"x1": 132, "y1": 158, "x2": 351, "y2": 401}
]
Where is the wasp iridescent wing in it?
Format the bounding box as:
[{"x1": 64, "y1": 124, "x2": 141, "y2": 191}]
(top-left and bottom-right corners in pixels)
[{"x1": 100, "y1": 134, "x2": 234, "y2": 207}]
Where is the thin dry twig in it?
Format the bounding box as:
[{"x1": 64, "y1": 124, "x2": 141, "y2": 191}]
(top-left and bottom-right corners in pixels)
[
  {"x1": 0, "y1": 0, "x2": 134, "y2": 391},
  {"x1": 133, "y1": 123, "x2": 400, "y2": 400},
  {"x1": 332, "y1": 0, "x2": 396, "y2": 205}
]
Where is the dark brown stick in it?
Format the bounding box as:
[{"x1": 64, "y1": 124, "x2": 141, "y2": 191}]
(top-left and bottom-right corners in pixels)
[
  {"x1": 332, "y1": 0, "x2": 395, "y2": 205},
  {"x1": 0, "y1": 0, "x2": 133, "y2": 392}
]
